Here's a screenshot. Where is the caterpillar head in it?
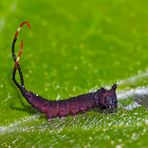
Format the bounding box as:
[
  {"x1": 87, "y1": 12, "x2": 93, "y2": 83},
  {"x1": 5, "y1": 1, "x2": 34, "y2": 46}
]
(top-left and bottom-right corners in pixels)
[{"x1": 97, "y1": 84, "x2": 117, "y2": 112}]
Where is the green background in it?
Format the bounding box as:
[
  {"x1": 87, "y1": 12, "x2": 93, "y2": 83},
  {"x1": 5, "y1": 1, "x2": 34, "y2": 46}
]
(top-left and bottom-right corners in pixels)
[{"x1": 0, "y1": 0, "x2": 148, "y2": 147}]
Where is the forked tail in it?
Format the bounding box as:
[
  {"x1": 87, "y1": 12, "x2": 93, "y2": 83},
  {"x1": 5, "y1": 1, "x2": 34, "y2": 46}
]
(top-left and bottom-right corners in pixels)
[{"x1": 12, "y1": 21, "x2": 31, "y2": 91}]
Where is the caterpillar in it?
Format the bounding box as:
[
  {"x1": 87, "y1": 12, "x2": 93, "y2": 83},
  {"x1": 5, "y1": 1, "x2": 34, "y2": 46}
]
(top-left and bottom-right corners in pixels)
[{"x1": 12, "y1": 21, "x2": 118, "y2": 121}]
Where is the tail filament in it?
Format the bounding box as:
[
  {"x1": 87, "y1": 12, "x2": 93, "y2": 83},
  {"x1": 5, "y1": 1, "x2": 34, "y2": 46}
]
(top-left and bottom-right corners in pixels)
[{"x1": 12, "y1": 21, "x2": 31, "y2": 91}]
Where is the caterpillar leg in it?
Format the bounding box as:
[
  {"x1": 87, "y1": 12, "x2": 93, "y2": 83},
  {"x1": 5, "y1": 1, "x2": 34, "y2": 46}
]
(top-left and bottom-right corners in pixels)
[{"x1": 48, "y1": 118, "x2": 53, "y2": 122}]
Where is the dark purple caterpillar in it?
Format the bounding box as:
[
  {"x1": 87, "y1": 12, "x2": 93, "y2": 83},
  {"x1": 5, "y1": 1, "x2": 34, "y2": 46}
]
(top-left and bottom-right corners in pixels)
[{"x1": 12, "y1": 21, "x2": 118, "y2": 120}]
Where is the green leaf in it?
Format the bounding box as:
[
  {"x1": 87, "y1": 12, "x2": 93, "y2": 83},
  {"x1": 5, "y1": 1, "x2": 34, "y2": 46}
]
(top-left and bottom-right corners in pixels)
[{"x1": 0, "y1": 0, "x2": 148, "y2": 147}]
